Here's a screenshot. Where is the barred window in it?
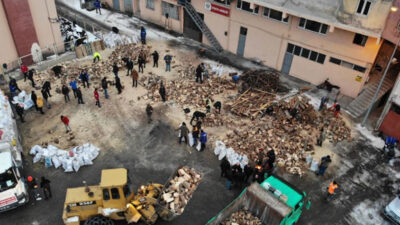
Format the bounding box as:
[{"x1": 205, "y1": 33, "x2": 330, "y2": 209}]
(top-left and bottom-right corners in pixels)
[
  {"x1": 146, "y1": 0, "x2": 155, "y2": 10},
  {"x1": 162, "y1": 1, "x2": 179, "y2": 20}
]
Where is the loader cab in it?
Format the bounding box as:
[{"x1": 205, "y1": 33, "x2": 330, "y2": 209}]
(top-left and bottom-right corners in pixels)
[
  {"x1": 261, "y1": 176, "x2": 310, "y2": 225},
  {"x1": 100, "y1": 169, "x2": 134, "y2": 217}
]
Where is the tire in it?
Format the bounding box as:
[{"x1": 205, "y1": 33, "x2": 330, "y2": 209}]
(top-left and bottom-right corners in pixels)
[{"x1": 84, "y1": 216, "x2": 114, "y2": 225}]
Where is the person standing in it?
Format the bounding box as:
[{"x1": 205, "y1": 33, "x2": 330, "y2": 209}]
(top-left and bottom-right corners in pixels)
[
  {"x1": 159, "y1": 82, "x2": 166, "y2": 102},
  {"x1": 41, "y1": 88, "x2": 51, "y2": 109},
  {"x1": 31, "y1": 91, "x2": 38, "y2": 111},
  {"x1": 42, "y1": 81, "x2": 52, "y2": 97},
  {"x1": 146, "y1": 104, "x2": 153, "y2": 123},
  {"x1": 199, "y1": 130, "x2": 207, "y2": 151},
  {"x1": 164, "y1": 54, "x2": 172, "y2": 72},
  {"x1": 94, "y1": 0, "x2": 101, "y2": 14},
  {"x1": 60, "y1": 115, "x2": 71, "y2": 133},
  {"x1": 62, "y1": 85, "x2": 70, "y2": 103},
  {"x1": 220, "y1": 157, "x2": 230, "y2": 178},
  {"x1": 21, "y1": 64, "x2": 28, "y2": 81},
  {"x1": 317, "y1": 155, "x2": 331, "y2": 176},
  {"x1": 152, "y1": 50, "x2": 159, "y2": 68},
  {"x1": 9, "y1": 79, "x2": 21, "y2": 96},
  {"x1": 140, "y1": 26, "x2": 147, "y2": 45},
  {"x1": 94, "y1": 88, "x2": 101, "y2": 108},
  {"x1": 27, "y1": 69, "x2": 35, "y2": 87},
  {"x1": 177, "y1": 122, "x2": 189, "y2": 144},
  {"x1": 132, "y1": 69, "x2": 139, "y2": 87},
  {"x1": 205, "y1": 98, "x2": 212, "y2": 113},
  {"x1": 317, "y1": 127, "x2": 326, "y2": 146},
  {"x1": 192, "y1": 125, "x2": 199, "y2": 146},
  {"x1": 138, "y1": 54, "x2": 145, "y2": 73},
  {"x1": 319, "y1": 96, "x2": 328, "y2": 111},
  {"x1": 76, "y1": 87, "x2": 84, "y2": 104},
  {"x1": 115, "y1": 76, "x2": 122, "y2": 94},
  {"x1": 113, "y1": 63, "x2": 119, "y2": 77},
  {"x1": 40, "y1": 176, "x2": 52, "y2": 200},
  {"x1": 15, "y1": 104, "x2": 25, "y2": 123},
  {"x1": 243, "y1": 164, "x2": 253, "y2": 184},
  {"x1": 327, "y1": 180, "x2": 339, "y2": 200},
  {"x1": 196, "y1": 63, "x2": 204, "y2": 83},
  {"x1": 80, "y1": 70, "x2": 90, "y2": 88},
  {"x1": 69, "y1": 79, "x2": 78, "y2": 98},
  {"x1": 101, "y1": 77, "x2": 109, "y2": 99},
  {"x1": 36, "y1": 96, "x2": 45, "y2": 114},
  {"x1": 126, "y1": 58, "x2": 133, "y2": 76}
]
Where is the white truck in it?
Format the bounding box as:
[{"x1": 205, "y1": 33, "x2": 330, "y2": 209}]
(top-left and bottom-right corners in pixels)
[
  {"x1": 384, "y1": 196, "x2": 400, "y2": 224},
  {"x1": 0, "y1": 90, "x2": 28, "y2": 212}
]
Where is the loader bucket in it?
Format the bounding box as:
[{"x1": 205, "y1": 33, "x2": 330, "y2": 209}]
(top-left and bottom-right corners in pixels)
[{"x1": 125, "y1": 203, "x2": 142, "y2": 224}]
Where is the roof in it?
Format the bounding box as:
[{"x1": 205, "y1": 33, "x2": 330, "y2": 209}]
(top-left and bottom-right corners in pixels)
[
  {"x1": 253, "y1": 0, "x2": 390, "y2": 38},
  {"x1": 262, "y1": 176, "x2": 303, "y2": 208},
  {"x1": 0, "y1": 152, "x2": 12, "y2": 173},
  {"x1": 65, "y1": 186, "x2": 102, "y2": 204},
  {"x1": 100, "y1": 168, "x2": 127, "y2": 187}
]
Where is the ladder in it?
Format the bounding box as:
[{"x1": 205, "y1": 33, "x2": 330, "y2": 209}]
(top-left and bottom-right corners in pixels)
[{"x1": 179, "y1": 1, "x2": 224, "y2": 52}]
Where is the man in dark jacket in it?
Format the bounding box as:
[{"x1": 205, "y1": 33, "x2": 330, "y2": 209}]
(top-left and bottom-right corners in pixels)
[
  {"x1": 94, "y1": 0, "x2": 101, "y2": 14},
  {"x1": 126, "y1": 58, "x2": 133, "y2": 76},
  {"x1": 62, "y1": 85, "x2": 70, "y2": 103},
  {"x1": 146, "y1": 104, "x2": 153, "y2": 123},
  {"x1": 41, "y1": 88, "x2": 51, "y2": 109},
  {"x1": 42, "y1": 81, "x2": 52, "y2": 97},
  {"x1": 9, "y1": 79, "x2": 21, "y2": 96},
  {"x1": 15, "y1": 104, "x2": 24, "y2": 123},
  {"x1": 220, "y1": 157, "x2": 230, "y2": 178},
  {"x1": 115, "y1": 76, "x2": 122, "y2": 94},
  {"x1": 214, "y1": 101, "x2": 222, "y2": 114},
  {"x1": 27, "y1": 69, "x2": 35, "y2": 87},
  {"x1": 243, "y1": 164, "x2": 253, "y2": 184},
  {"x1": 76, "y1": 87, "x2": 84, "y2": 104},
  {"x1": 159, "y1": 82, "x2": 166, "y2": 102},
  {"x1": 113, "y1": 63, "x2": 119, "y2": 77},
  {"x1": 199, "y1": 130, "x2": 207, "y2": 151},
  {"x1": 151, "y1": 51, "x2": 159, "y2": 68},
  {"x1": 164, "y1": 54, "x2": 172, "y2": 72},
  {"x1": 196, "y1": 63, "x2": 204, "y2": 83},
  {"x1": 40, "y1": 176, "x2": 52, "y2": 200},
  {"x1": 317, "y1": 155, "x2": 331, "y2": 176},
  {"x1": 31, "y1": 91, "x2": 38, "y2": 111},
  {"x1": 79, "y1": 70, "x2": 90, "y2": 88},
  {"x1": 101, "y1": 77, "x2": 109, "y2": 99},
  {"x1": 138, "y1": 54, "x2": 145, "y2": 73},
  {"x1": 177, "y1": 122, "x2": 189, "y2": 144}
]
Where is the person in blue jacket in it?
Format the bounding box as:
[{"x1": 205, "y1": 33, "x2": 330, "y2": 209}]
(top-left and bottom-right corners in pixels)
[
  {"x1": 94, "y1": 0, "x2": 101, "y2": 15},
  {"x1": 199, "y1": 130, "x2": 208, "y2": 151},
  {"x1": 140, "y1": 26, "x2": 147, "y2": 45},
  {"x1": 9, "y1": 79, "x2": 21, "y2": 96},
  {"x1": 69, "y1": 79, "x2": 78, "y2": 98},
  {"x1": 79, "y1": 70, "x2": 90, "y2": 88}
]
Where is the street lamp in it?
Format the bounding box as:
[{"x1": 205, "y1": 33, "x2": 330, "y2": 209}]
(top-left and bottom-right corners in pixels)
[{"x1": 362, "y1": 9, "x2": 399, "y2": 126}]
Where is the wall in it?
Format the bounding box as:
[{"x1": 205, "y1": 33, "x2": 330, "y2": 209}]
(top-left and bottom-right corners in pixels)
[
  {"x1": 28, "y1": 0, "x2": 64, "y2": 54},
  {"x1": 382, "y1": 0, "x2": 400, "y2": 44},
  {"x1": 0, "y1": 1, "x2": 18, "y2": 66}
]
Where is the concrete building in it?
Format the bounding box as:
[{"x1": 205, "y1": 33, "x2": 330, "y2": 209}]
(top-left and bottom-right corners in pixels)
[
  {"x1": 0, "y1": 0, "x2": 63, "y2": 67},
  {"x1": 106, "y1": 0, "x2": 392, "y2": 98}
]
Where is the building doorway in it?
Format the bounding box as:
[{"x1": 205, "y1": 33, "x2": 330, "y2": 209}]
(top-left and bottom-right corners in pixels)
[
  {"x1": 236, "y1": 27, "x2": 247, "y2": 57},
  {"x1": 124, "y1": 0, "x2": 133, "y2": 15},
  {"x1": 113, "y1": 0, "x2": 120, "y2": 10},
  {"x1": 183, "y1": 11, "x2": 203, "y2": 42},
  {"x1": 282, "y1": 52, "x2": 293, "y2": 74}
]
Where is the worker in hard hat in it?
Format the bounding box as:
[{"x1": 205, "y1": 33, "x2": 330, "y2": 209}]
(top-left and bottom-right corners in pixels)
[{"x1": 93, "y1": 51, "x2": 102, "y2": 63}]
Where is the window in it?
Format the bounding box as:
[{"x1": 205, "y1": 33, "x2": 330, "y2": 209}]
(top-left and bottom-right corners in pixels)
[
  {"x1": 146, "y1": 0, "x2": 155, "y2": 10},
  {"x1": 123, "y1": 185, "x2": 132, "y2": 198},
  {"x1": 353, "y1": 33, "x2": 368, "y2": 46},
  {"x1": 162, "y1": 1, "x2": 179, "y2": 20},
  {"x1": 356, "y1": 0, "x2": 372, "y2": 15},
  {"x1": 111, "y1": 188, "x2": 120, "y2": 199},
  {"x1": 286, "y1": 43, "x2": 326, "y2": 64},
  {"x1": 213, "y1": 0, "x2": 230, "y2": 5},
  {"x1": 263, "y1": 7, "x2": 289, "y2": 23},
  {"x1": 329, "y1": 57, "x2": 367, "y2": 73},
  {"x1": 237, "y1": 0, "x2": 259, "y2": 14},
  {"x1": 298, "y1": 18, "x2": 328, "y2": 34},
  {"x1": 103, "y1": 188, "x2": 110, "y2": 200}
]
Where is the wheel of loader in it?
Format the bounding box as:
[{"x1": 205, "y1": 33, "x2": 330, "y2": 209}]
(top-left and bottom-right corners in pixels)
[{"x1": 84, "y1": 216, "x2": 114, "y2": 225}]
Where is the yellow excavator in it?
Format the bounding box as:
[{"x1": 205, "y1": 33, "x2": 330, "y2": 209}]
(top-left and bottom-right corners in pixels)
[{"x1": 62, "y1": 168, "x2": 164, "y2": 225}]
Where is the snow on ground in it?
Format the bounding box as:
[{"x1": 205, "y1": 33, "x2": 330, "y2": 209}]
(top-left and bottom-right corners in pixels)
[
  {"x1": 202, "y1": 59, "x2": 242, "y2": 76},
  {"x1": 60, "y1": 0, "x2": 178, "y2": 42},
  {"x1": 347, "y1": 199, "x2": 391, "y2": 225},
  {"x1": 303, "y1": 92, "x2": 320, "y2": 110},
  {"x1": 355, "y1": 124, "x2": 385, "y2": 149}
]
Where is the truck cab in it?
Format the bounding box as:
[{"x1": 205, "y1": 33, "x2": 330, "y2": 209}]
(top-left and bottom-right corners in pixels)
[
  {"x1": 0, "y1": 151, "x2": 28, "y2": 212},
  {"x1": 384, "y1": 195, "x2": 400, "y2": 224}
]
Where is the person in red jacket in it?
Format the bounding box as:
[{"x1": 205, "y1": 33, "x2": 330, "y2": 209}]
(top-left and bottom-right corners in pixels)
[
  {"x1": 21, "y1": 64, "x2": 28, "y2": 81},
  {"x1": 60, "y1": 115, "x2": 71, "y2": 133},
  {"x1": 94, "y1": 88, "x2": 101, "y2": 108}
]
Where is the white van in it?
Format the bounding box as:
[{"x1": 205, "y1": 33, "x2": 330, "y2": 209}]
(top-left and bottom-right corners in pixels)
[{"x1": 384, "y1": 196, "x2": 400, "y2": 224}]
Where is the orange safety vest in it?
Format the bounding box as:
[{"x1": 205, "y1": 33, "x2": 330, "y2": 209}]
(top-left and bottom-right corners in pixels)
[{"x1": 328, "y1": 182, "x2": 338, "y2": 194}]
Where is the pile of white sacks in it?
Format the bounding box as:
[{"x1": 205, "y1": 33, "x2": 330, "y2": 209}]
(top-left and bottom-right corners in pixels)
[
  {"x1": 30, "y1": 143, "x2": 100, "y2": 172},
  {"x1": 214, "y1": 141, "x2": 248, "y2": 169}
]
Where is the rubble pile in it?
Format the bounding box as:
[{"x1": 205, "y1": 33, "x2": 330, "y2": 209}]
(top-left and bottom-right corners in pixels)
[
  {"x1": 221, "y1": 210, "x2": 263, "y2": 225},
  {"x1": 239, "y1": 69, "x2": 281, "y2": 93},
  {"x1": 160, "y1": 167, "x2": 202, "y2": 215}
]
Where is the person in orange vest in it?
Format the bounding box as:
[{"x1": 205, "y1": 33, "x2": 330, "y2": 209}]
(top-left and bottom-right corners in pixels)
[{"x1": 327, "y1": 180, "x2": 338, "y2": 200}]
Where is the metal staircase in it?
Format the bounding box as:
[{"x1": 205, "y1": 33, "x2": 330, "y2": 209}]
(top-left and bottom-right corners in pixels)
[
  {"x1": 345, "y1": 74, "x2": 397, "y2": 118},
  {"x1": 179, "y1": 1, "x2": 224, "y2": 52}
]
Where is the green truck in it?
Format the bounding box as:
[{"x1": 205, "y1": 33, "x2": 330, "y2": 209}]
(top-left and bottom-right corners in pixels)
[{"x1": 206, "y1": 176, "x2": 310, "y2": 225}]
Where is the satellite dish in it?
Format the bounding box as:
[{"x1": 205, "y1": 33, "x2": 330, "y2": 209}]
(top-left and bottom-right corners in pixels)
[{"x1": 31, "y1": 42, "x2": 43, "y2": 63}]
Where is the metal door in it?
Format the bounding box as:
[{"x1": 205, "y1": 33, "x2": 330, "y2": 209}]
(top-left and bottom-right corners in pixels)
[
  {"x1": 113, "y1": 0, "x2": 120, "y2": 10},
  {"x1": 236, "y1": 27, "x2": 247, "y2": 57},
  {"x1": 281, "y1": 52, "x2": 293, "y2": 74},
  {"x1": 183, "y1": 11, "x2": 203, "y2": 42},
  {"x1": 124, "y1": 0, "x2": 133, "y2": 14}
]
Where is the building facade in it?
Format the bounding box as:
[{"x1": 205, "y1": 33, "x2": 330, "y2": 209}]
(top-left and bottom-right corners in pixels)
[
  {"x1": 107, "y1": 0, "x2": 393, "y2": 98},
  {"x1": 0, "y1": 0, "x2": 63, "y2": 66}
]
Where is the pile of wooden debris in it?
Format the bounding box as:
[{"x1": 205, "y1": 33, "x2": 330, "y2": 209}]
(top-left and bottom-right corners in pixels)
[{"x1": 221, "y1": 210, "x2": 263, "y2": 225}]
